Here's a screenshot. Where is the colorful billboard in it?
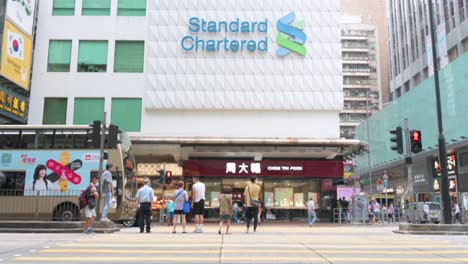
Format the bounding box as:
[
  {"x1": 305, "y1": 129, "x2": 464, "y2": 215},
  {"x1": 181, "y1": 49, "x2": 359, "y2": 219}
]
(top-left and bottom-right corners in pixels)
[
  {"x1": 0, "y1": 20, "x2": 33, "y2": 90},
  {"x1": 0, "y1": 85, "x2": 28, "y2": 122},
  {"x1": 0, "y1": 150, "x2": 105, "y2": 196},
  {"x1": 6, "y1": 0, "x2": 37, "y2": 36}
]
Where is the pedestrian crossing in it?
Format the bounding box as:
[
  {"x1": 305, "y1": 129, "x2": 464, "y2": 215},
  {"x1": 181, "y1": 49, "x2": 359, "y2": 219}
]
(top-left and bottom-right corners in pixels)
[{"x1": 11, "y1": 224, "x2": 468, "y2": 263}]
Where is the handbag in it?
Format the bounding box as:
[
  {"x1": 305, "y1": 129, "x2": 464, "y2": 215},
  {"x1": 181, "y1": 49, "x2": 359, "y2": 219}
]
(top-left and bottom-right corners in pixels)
[
  {"x1": 248, "y1": 185, "x2": 260, "y2": 208},
  {"x1": 183, "y1": 201, "x2": 191, "y2": 214}
]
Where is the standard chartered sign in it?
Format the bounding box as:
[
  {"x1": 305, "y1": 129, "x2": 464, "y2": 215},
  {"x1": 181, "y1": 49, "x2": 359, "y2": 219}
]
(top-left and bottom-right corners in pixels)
[
  {"x1": 180, "y1": 12, "x2": 307, "y2": 56},
  {"x1": 181, "y1": 17, "x2": 269, "y2": 52}
]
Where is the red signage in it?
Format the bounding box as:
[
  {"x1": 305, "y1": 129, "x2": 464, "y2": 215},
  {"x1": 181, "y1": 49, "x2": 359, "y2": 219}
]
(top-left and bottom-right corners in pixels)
[
  {"x1": 183, "y1": 160, "x2": 343, "y2": 178},
  {"x1": 321, "y1": 179, "x2": 336, "y2": 192}
]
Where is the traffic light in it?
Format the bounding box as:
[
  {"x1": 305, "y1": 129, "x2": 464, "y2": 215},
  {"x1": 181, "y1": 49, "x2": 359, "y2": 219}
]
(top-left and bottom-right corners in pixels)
[
  {"x1": 108, "y1": 124, "x2": 121, "y2": 148},
  {"x1": 89, "y1": 120, "x2": 101, "y2": 148},
  {"x1": 390, "y1": 126, "x2": 404, "y2": 154},
  {"x1": 158, "y1": 170, "x2": 165, "y2": 184},
  {"x1": 410, "y1": 130, "x2": 422, "y2": 154},
  {"x1": 165, "y1": 170, "x2": 172, "y2": 184}
]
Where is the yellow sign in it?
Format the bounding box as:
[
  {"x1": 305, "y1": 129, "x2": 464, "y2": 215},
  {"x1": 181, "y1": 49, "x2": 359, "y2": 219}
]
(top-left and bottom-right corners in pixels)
[{"x1": 0, "y1": 20, "x2": 33, "y2": 90}]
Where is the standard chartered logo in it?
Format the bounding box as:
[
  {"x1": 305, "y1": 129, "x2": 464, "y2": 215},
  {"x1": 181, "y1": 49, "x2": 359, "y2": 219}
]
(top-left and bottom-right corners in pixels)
[{"x1": 276, "y1": 12, "x2": 307, "y2": 57}]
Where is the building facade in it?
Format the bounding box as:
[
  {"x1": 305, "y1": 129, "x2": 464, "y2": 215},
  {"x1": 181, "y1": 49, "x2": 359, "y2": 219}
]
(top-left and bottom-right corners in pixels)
[
  {"x1": 28, "y1": 0, "x2": 362, "y2": 220},
  {"x1": 388, "y1": 0, "x2": 468, "y2": 100}
]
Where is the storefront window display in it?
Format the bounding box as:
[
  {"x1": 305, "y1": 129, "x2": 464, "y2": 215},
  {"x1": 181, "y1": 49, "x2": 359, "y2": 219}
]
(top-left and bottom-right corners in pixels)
[{"x1": 263, "y1": 179, "x2": 319, "y2": 209}]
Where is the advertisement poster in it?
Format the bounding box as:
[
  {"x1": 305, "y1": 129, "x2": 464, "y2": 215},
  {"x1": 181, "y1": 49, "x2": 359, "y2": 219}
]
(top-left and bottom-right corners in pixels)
[
  {"x1": 0, "y1": 20, "x2": 33, "y2": 90},
  {"x1": 294, "y1": 193, "x2": 305, "y2": 207},
  {"x1": 274, "y1": 188, "x2": 293, "y2": 207},
  {"x1": 0, "y1": 150, "x2": 102, "y2": 196},
  {"x1": 6, "y1": 0, "x2": 37, "y2": 36},
  {"x1": 264, "y1": 192, "x2": 274, "y2": 207}
]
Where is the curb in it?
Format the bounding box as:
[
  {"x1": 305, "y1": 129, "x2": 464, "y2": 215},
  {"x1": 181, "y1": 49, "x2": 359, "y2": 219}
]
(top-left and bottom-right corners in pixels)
[
  {"x1": 393, "y1": 230, "x2": 468, "y2": 235},
  {"x1": 0, "y1": 228, "x2": 120, "y2": 234}
]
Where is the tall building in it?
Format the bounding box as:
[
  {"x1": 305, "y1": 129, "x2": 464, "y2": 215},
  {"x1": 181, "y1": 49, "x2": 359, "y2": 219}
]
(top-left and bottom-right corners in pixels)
[
  {"x1": 388, "y1": 0, "x2": 468, "y2": 100},
  {"x1": 28, "y1": 0, "x2": 363, "y2": 220},
  {"x1": 340, "y1": 17, "x2": 381, "y2": 139},
  {"x1": 339, "y1": 0, "x2": 389, "y2": 139}
]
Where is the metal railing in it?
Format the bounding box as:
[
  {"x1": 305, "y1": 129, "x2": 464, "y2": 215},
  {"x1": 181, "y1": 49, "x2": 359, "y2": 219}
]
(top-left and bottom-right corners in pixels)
[
  {"x1": 0, "y1": 189, "x2": 82, "y2": 221},
  {"x1": 333, "y1": 208, "x2": 403, "y2": 224}
]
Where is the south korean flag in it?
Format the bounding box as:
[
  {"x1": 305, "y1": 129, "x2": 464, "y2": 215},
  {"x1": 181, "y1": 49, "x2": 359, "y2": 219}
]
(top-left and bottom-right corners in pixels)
[{"x1": 7, "y1": 30, "x2": 24, "y2": 60}]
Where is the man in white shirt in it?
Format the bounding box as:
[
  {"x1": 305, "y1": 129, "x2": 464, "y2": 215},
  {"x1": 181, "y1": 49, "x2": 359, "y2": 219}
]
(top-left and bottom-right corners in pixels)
[
  {"x1": 307, "y1": 198, "x2": 317, "y2": 226},
  {"x1": 423, "y1": 202, "x2": 430, "y2": 223},
  {"x1": 191, "y1": 176, "x2": 206, "y2": 233}
]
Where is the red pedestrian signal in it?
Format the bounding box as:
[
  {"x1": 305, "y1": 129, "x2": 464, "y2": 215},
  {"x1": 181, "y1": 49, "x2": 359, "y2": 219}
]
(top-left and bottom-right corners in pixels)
[
  {"x1": 165, "y1": 170, "x2": 172, "y2": 184},
  {"x1": 410, "y1": 130, "x2": 422, "y2": 153}
]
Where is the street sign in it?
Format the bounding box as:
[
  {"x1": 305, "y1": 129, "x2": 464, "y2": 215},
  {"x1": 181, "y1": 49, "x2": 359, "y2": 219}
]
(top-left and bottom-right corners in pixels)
[{"x1": 377, "y1": 184, "x2": 384, "y2": 191}]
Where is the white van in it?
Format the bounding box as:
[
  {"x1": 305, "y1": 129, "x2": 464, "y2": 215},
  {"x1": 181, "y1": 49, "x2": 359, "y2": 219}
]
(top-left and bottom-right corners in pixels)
[{"x1": 404, "y1": 202, "x2": 441, "y2": 224}]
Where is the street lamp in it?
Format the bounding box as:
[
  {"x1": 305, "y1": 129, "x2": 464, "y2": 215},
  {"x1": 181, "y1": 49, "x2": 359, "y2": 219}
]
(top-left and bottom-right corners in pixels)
[{"x1": 428, "y1": 0, "x2": 451, "y2": 224}]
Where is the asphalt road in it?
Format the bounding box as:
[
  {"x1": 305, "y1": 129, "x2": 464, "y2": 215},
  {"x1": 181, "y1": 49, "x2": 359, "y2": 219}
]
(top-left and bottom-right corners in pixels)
[{"x1": 2, "y1": 223, "x2": 468, "y2": 263}]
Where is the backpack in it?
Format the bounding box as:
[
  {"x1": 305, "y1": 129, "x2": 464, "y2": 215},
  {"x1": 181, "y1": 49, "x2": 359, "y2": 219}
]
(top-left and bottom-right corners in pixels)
[{"x1": 79, "y1": 190, "x2": 88, "y2": 209}]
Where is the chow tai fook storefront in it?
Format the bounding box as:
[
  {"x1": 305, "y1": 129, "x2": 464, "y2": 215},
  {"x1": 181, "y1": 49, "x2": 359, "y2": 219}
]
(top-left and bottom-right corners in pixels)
[{"x1": 183, "y1": 159, "x2": 343, "y2": 220}]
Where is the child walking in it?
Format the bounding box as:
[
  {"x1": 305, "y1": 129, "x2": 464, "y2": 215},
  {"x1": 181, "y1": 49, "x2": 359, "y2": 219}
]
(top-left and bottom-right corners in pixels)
[{"x1": 218, "y1": 186, "x2": 233, "y2": 235}]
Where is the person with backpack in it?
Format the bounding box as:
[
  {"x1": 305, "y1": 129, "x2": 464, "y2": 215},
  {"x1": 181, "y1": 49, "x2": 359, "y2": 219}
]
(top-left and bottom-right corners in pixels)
[{"x1": 83, "y1": 176, "x2": 99, "y2": 234}]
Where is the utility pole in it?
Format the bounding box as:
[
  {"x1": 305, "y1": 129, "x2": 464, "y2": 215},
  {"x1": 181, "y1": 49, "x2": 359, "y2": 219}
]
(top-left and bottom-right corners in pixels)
[
  {"x1": 96, "y1": 112, "x2": 106, "y2": 221},
  {"x1": 428, "y1": 0, "x2": 451, "y2": 224},
  {"x1": 366, "y1": 93, "x2": 373, "y2": 199}
]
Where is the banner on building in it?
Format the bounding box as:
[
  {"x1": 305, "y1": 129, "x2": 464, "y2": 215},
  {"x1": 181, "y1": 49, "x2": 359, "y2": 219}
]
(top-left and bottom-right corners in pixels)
[
  {"x1": 437, "y1": 21, "x2": 449, "y2": 69},
  {"x1": 0, "y1": 20, "x2": 33, "y2": 90},
  {"x1": 426, "y1": 35, "x2": 434, "y2": 77},
  {"x1": 6, "y1": 0, "x2": 37, "y2": 36}
]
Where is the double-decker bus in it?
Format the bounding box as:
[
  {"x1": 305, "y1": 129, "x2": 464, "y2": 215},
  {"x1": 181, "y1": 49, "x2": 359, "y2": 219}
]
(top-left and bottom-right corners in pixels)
[{"x1": 0, "y1": 125, "x2": 138, "y2": 226}]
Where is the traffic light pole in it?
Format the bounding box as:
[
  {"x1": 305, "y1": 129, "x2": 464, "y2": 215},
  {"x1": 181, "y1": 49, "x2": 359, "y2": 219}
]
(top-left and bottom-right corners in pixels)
[
  {"x1": 159, "y1": 163, "x2": 166, "y2": 225},
  {"x1": 96, "y1": 112, "x2": 106, "y2": 221},
  {"x1": 428, "y1": 0, "x2": 451, "y2": 224},
  {"x1": 404, "y1": 118, "x2": 414, "y2": 205}
]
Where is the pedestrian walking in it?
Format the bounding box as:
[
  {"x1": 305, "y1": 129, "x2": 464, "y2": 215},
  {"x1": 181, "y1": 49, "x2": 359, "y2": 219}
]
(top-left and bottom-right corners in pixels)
[
  {"x1": 100, "y1": 164, "x2": 114, "y2": 221},
  {"x1": 191, "y1": 176, "x2": 206, "y2": 233},
  {"x1": 387, "y1": 203, "x2": 394, "y2": 223},
  {"x1": 307, "y1": 197, "x2": 317, "y2": 226},
  {"x1": 244, "y1": 176, "x2": 260, "y2": 233},
  {"x1": 166, "y1": 197, "x2": 175, "y2": 226},
  {"x1": 172, "y1": 181, "x2": 188, "y2": 233},
  {"x1": 454, "y1": 202, "x2": 461, "y2": 223},
  {"x1": 372, "y1": 199, "x2": 381, "y2": 223},
  {"x1": 257, "y1": 200, "x2": 263, "y2": 225},
  {"x1": 135, "y1": 178, "x2": 154, "y2": 233},
  {"x1": 83, "y1": 176, "x2": 99, "y2": 234},
  {"x1": 218, "y1": 186, "x2": 233, "y2": 235},
  {"x1": 423, "y1": 202, "x2": 430, "y2": 223},
  {"x1": 232, "y1": 202, "x2": 240, "y2": 223}
]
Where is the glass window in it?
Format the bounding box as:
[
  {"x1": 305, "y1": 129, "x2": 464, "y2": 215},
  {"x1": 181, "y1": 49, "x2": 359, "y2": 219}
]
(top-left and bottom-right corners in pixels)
[
  {"x1": 114, "y1": 41, "x2": 144, "y2": 72},
  {"x1": 43, "y1": 98, "x2": 67, "y2": 124},
  {"x1": 47, "y1": 40, "x2": 72, "y2": 72},
  {"x1": 82, "y1": 0, "x2": 111, "y2": 16},
  {"x1": 78, "y1": 41, "x2": 108, "y2": 72},
  {"x1": 73, "y1": 98, "x2": 105, "y2": 125},
  {"x1": 111, "y1": 98, "x2": 142, "y2": 132},
  {"x1": 0, "y1": 171, "x2": 26, "y2": 196},
  {"x1": 52, "y1": 0, "x2": 75, "y2": 16},
  {"x1": 118, "y1": 0, "x2": 146, "y2": 16}
]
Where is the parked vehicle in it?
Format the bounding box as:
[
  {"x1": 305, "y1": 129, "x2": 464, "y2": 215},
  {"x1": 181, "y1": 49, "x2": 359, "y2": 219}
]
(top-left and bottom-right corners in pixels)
[{"x1": 404, "y1": 202, "x2": 441, "y2": 224}]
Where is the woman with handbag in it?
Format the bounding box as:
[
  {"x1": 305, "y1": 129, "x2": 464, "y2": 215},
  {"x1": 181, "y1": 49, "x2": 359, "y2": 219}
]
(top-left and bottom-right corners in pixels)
[
  {"x1": 172, "y1": 181, "x2": 189, "y2": 234},
  {"x1": 243, "y1": 176, "x2": 260, "y2": 233}
]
